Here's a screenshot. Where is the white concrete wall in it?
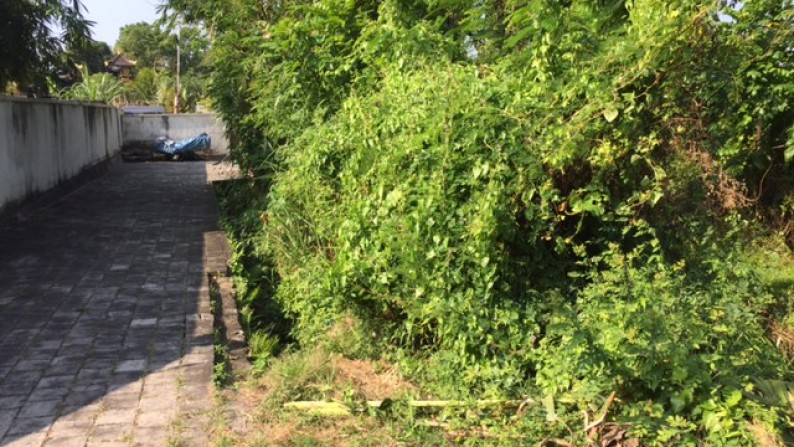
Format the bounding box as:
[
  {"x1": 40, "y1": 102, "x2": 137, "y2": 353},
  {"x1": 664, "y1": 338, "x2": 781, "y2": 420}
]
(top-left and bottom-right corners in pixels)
[
  {"x1": 0, "y1": 97, "x2": 121, "y2": 213},
  {"x1": 122, "y1": 113, "x2": 229, "y2": 154}
]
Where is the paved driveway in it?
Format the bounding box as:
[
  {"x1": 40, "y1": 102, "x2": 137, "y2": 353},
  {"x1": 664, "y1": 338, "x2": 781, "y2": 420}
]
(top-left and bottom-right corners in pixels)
[{"x1": 0, "y1": 162, "x2": 230, "y2": 446}]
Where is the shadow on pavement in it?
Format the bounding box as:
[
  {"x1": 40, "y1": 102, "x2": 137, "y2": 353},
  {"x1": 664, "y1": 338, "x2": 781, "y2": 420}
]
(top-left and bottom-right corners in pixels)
[{"x1": 0, "y1": 162, "x2": 228, "y2": 446}]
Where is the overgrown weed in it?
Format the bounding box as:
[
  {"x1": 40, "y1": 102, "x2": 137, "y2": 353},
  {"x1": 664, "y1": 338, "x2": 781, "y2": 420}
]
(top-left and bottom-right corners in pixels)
[{"x1": 199, "y1": 1, "x2": 794, "y2": 442}]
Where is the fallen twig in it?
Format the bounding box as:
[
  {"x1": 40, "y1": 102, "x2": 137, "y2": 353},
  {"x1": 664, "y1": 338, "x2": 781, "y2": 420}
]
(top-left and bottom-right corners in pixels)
[{"x1": 585, "y1": 391, "x2": 617, "y2": 437}]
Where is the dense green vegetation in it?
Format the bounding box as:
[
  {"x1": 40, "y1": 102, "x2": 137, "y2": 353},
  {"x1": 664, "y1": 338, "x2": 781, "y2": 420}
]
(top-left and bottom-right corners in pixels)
[
  {"x1": 0, "y1": 0, "x2": 97, "y2": 94},
  {"x1": 59, "y1": 66, "x2": 126, "y2": 105},
  {"x1": 114, "y1": 21, "x2": 210, "y2": 111},
  {"x1": 173, "y1": 0, "x2": 793, "y2": 444},
  {"x1": 52, "y1": 20, "x2": 210, "y2": 109}
]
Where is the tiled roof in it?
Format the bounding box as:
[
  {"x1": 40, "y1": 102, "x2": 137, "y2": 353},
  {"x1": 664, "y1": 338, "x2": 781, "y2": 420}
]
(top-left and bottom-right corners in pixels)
[{"x1": 108, "y1": 53, "x2": 136, "y2": 67}]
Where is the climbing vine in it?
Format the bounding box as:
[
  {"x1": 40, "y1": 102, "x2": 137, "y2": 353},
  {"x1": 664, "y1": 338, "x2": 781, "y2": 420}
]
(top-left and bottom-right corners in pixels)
[{"x1": 170, "y1": 0, "x2": 794, "y2": 444}]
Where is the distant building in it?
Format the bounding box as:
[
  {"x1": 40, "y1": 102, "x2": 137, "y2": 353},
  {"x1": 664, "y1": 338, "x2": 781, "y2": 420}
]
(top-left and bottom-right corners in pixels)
[{"x1": 106, "y1": 54, "x2": 136, "y2": 81}]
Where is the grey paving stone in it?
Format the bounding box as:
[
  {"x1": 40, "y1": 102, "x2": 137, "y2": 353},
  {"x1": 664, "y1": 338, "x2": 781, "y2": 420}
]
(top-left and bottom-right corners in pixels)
[
  {"x1": 0, "y1": 396, "x2": 25, "y2": 410},
  {"x1": 0, "y1": 381, "x2": 38, "y2": 397},
  {"x1": 118, "y1": 349, "x2": 149, "y2": 361},
  {"x1": 55, "y1": 405, "x2": 100, "y2": 426},
  {"x1": 107, "y1": 374, "x2": 141, "y2": 387},
  {"x1": 85, "y1": 349, "x2": 120, "y2": 361},
  {"x1": 28, "y1": 387, "x2": 69, "y2": 402},
  {"x1": 2, "y1": 374, "x2": 43, "y2": 389},
  {"x1": 43, "y1": 436, "x2": 89, "y2": 447},
  {"x1": 49, "y1": 419, "x2": 95, "y2": 435},
  {"x1": 134, "y1": 410, "x2": 175, "y2": 429},
  {"x1": 107, "y1": 381, "x2": 143, "y2": 398},
  {"x1": 73, "y1": 369, "x2": 111, "y2": 385},
  {"x1": 6, "y1": 415, "x2": 54, "y2": 436},
  {"x1": 102, "y1": 394, "x2": 140, "y2": 412},
  {"x1": 131, "y1": 426, "x2": 169, "y2": 446},
  {"x1": 141, "y1": 373, "x2": 178, "y2": 387},
  {"x1": 36, "y1": 376, "x2": 74, "y2": 390},
  {"x1": 95, "y1": 409, "x2": 137, "y2": 426},
  {"x1": 62, "y1": 337, "x2": 94, "y2": 347},
  {"x1": 61, "y1": 395, "x2": 97, "y2": 409},
  {"x1": 87, "y1": 423, "x2": 132, "y2": 443},
  {"x1": 135, "y1": 397, "x2": 174, "y2": 413},
  {"x1": 63, "y1": 386, "x2": 105, "y2": 407},
  {"x1": 18, "y1": 400, "x2": 61, "y2": 418},
  {"x1": 139, "y1": 383, "x2": 175, "y2": 399},
  {"x1": 145, "y1": 359, "x2": 181, "y2": 373},
  {"x1": 129, "y1": 319, "x2": 157, "y2": 329},
  {"x1": 24, "y1": 351, "x2": 58, "y2": 361},
  {"x1": 56, "y1": 346, "x2": 92, "y2": 357},
  {"x1": 1, "y1": 433, "x2": 48, "y2": 447},
  {"x1": 114, "y1": 360, "x2": 146, "y2": 373},
  {"x1": 0, "y1": 357, "x2": 22, "y2": 370},
  {"x1": 12, "y1": 359, "x2": 52, "y2": 373},
  {"x1": 0, "y1": 410, "x2": 16, "y2": 437},
  {"x1": 45, "y1": 363, "x2": 82, "y2": 377},
  {"x1": 51, "y1": 312, "x2": 80, "y2": 322}
]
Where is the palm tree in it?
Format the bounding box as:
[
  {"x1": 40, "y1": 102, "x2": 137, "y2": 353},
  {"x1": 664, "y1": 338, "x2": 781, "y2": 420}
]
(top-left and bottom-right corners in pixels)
[{"x1": 60, "y1": 67, "x2": 126, "y2": 105}]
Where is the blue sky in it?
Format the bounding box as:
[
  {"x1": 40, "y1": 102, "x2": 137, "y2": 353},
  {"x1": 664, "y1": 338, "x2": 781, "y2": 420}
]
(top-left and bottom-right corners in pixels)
[{"x1": 82, "y1": 0, "x2": 163, "y2": 48}]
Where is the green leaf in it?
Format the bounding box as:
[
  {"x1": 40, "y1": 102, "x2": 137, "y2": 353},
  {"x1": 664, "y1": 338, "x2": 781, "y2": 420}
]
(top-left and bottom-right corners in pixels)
[
  {"x1": 724, "y1": 389, "x2": 742, "y2": 408},
  {"x1": 784, "y1": 127, "x2": 794, "y2": 163},
  {"x1": 603, "y1": 106, "x2": 619, "y2": 123},
  {"x1": 753, "y1": 380, "x2": 794, "y2": 410},
  {"x1": 784, "y1": 146, "x2": 794, "y2": 164}
]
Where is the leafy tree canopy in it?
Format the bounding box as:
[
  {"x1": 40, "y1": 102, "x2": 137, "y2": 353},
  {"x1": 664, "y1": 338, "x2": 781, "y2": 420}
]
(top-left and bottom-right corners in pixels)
[
  {"x1": 115, "y1": 21, "x2": 209, "y2": 75},
  {"x1": 115, "y1": 22, "x2": 173, "y2": 70},
  {"x1": 0, "y1": 0, "x2": 93, "y2": 90},
  {"x1": 71, "y1": 40, "x2": 114, "y2": 75}
]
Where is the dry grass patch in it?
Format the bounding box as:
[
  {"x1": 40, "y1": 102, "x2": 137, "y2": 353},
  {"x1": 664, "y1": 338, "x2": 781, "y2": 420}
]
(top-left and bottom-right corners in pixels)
[
  {"x1": 746, "y1": 421, "x2": 785, "y2": 447},
  {"x1": 770, "y1": 320, "x2": 794, "y2": 360},
  {"x1": 330, "y1": 357, "x2": 417, "y2": 401},
  {"x1": 209, "y1": 345, "x2": 427, "y2": 447}
]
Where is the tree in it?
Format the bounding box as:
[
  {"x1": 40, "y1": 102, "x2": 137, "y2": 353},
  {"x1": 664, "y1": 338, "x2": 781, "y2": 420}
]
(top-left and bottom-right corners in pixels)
[
  {"x1": 72, "y1": 40, "x2": 114, "y2": 74},
  {"x1": 60, "y1": 67, "x2": 125, "y2": 105},
  {"x1": 169, "y1": 26, "x2": 210, "y2": 76},
  {"x1": 48, "y1": 40, "x2": 115, "y2": 92},
  {"x1": 116, "y1": 22, "x2": 164, "y2": 68},
  {"x1": 125, "y1": 67, "x2": 160, "y2": 104},
  {"x1": 115, "y1": 21, "x2": 209, "y2": 74},
  {"x1": 115, "y1": 22, "x2": 172, "y2": 70},
  {"x1": 0, "y1": 0, "x2": 93, "y2": 91},
  {"x1": 115, "y1": 20, "x2": 210, "y2": 111}
]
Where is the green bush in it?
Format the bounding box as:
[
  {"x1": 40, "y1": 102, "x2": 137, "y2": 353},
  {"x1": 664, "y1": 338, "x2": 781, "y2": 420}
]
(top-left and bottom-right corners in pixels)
[
  {"x1": 267, "y1": 63, "x2": 546, "y2": 390},
  {"x1": 248, "y1": 329, "x2": 280, "y2": 370},
  {"x1": 181, "y1": 0, "x2": 794, "y2": 443}
]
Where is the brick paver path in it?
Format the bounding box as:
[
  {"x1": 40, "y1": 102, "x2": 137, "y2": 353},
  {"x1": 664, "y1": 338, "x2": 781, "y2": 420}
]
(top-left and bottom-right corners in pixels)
[{"x1": 0, "y1": 162, "x2": 231, "y2": 446}]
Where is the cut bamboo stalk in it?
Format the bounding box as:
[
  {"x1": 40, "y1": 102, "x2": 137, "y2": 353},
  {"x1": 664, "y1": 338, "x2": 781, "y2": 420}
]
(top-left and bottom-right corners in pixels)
[
  {"x1": 282, "y1": 401, "x2": 352, "y2": 416},
  {"x1": 403, "y1": 399, "x2": 524, "y2": 408},
  {"x1": 283, "y1": 398, "x2": 532, "y2": 415}
]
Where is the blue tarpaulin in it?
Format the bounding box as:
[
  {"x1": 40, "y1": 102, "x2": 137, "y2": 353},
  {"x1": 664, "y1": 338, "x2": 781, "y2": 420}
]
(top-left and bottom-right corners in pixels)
[{"x1": 155, "y1": 133, "x2": 212, "y2": 155}]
